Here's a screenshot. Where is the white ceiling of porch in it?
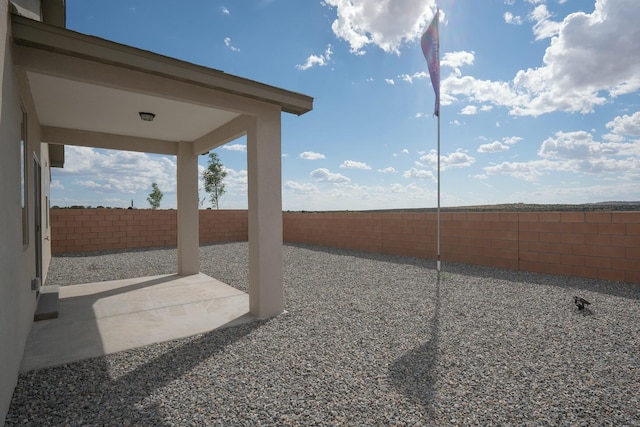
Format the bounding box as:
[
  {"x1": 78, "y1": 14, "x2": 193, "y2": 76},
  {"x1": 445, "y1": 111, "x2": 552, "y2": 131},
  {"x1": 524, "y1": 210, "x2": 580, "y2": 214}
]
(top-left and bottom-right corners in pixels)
[{"x1": 27, "y1": 72, "x2": 240, "y2": 143}]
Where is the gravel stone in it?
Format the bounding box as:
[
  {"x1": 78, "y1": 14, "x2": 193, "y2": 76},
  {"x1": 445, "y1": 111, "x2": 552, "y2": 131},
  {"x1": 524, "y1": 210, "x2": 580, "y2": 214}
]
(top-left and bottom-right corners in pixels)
[{"x1": 6, "y1": 242, "x2": 640, "y2": 426}]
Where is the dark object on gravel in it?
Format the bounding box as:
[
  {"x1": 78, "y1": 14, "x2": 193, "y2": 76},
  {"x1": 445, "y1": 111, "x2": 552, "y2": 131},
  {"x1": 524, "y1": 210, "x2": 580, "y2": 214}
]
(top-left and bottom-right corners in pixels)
[{"x1": 574, "y1": 296, "x2": 591, "y2": 311}]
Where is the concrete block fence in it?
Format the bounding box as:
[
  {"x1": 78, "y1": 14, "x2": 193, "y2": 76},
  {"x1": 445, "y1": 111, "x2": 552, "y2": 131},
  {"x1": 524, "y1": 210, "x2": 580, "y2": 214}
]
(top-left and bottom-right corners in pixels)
[
  {"x1": 283, "y1": 211, "x2": 640, "y2": 283},
  {"x1": 51, "y1": 209, "x2": 640, "y2": 283},
  {"x1": 50, "y1": 209, "x2": 247, "y2": 254}
]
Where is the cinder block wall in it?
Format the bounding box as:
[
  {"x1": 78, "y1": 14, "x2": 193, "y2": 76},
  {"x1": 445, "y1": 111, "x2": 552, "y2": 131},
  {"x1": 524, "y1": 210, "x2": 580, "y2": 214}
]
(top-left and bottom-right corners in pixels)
[
  {"x1": 517, "y1": 212, "x2": 640, "y2": 283},
  {"x1": 51, "y1": 209, "x2": 247, "y2": 254},
  {"x1": 199, "y1": 209, "x2": 248, "y2": 242},
  {"x1": 283, "y1": 211, "x2": 640, "y2": 283},
  {"x1": 50, "y1": 209, "x2": 639, "y2": 283}
]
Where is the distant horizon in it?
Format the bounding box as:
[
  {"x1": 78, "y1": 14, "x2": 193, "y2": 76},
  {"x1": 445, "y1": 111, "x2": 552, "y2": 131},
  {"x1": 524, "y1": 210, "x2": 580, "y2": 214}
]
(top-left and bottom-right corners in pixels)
[{"x1": 52, "y1": 0, "x2": 640, "y2": 211}]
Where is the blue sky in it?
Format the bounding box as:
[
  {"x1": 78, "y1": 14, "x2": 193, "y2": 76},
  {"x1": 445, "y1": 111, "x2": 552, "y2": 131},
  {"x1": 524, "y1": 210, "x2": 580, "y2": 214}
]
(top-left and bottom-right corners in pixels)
[{"x1": 52, "y1": 0, "x2": 640, "y2": 210}]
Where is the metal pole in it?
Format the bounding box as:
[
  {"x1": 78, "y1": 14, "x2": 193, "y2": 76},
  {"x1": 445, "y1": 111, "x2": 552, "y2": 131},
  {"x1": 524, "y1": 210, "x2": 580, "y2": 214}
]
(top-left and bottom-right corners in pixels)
[
  {"x1": 437, "y1": 110, "x2": 441, "y2": 273},
  {"x1": 436, "y1": 8, "x2": 441, "y2": 274}
]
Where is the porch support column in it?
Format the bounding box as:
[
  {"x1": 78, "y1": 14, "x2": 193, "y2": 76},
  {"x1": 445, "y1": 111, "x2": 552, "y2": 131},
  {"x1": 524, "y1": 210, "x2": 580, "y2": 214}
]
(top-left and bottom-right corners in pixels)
[
  {"x1": 177, "y1": 141, "x2": 200, "y2": 275},
  {"x1": 247, "y1": 107, "x2": 283, "y2": 317}
]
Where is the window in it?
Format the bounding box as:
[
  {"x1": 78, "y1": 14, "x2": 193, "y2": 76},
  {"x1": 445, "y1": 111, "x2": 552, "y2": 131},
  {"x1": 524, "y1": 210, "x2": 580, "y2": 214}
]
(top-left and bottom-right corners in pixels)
[{"x1": 21, "y1": 107, "x2": 28, "y2": 247}]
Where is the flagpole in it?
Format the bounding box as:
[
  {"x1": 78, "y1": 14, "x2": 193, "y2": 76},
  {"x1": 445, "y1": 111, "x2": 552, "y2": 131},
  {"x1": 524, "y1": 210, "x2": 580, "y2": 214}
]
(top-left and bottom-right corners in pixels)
[
  {"x1": 437, "y1": 101, "x2": 441, "y2": 273},
  {"x1": 421, "y1": 6, "x2": 441, "y2": 273},
  {"x1": 435, "y1": 7, "x2": 441, "y2": 274}
]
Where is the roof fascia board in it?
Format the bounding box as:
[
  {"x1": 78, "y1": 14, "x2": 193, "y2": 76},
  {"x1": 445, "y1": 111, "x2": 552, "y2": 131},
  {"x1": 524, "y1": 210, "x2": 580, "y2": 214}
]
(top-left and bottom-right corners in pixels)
[
  {"x1": 14, "y1": 44, "x2": 281, "y2": 116},
  {"x1": 42, "y1": 126, "x2": 179, "y2": 155},
  {"x1": 11, "y1": 14, "x2": 313, "y2": 115}
]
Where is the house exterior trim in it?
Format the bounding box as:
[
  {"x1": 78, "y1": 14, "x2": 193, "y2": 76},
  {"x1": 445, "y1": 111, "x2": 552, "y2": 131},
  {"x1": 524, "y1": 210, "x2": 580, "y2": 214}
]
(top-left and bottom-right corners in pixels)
[{"x1": 11, "y1": 14, "x2": 313, "y2": 116}]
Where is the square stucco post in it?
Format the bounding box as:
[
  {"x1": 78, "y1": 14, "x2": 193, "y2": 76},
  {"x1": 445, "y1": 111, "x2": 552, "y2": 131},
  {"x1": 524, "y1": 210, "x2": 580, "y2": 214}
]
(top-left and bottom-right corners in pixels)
[
  {"x1": 247, "y1": 107, "x2": 284, "y2": 317},
  {"x1": 177, "y1": 141, "x2": 200, "y2": 275}
]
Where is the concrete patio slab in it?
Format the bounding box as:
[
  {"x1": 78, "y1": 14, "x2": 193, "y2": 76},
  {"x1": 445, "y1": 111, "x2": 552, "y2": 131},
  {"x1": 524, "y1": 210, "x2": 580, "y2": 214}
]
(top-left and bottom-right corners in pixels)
[{"x1": 20, "y1": 273, "x2": 251, "y2": 372}]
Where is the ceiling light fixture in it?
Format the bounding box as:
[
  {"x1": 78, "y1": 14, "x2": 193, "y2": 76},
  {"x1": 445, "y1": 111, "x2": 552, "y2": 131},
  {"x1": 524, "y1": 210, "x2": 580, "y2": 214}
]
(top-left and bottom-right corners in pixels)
[{"x1": 139, "y1": 112, "x2": 156, "y2": 122}]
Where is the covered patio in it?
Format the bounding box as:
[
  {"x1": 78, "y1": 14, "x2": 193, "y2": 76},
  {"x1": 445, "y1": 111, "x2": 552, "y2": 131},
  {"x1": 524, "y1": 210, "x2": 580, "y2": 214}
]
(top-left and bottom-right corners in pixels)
[
  {"x1": 21, "y1": 273, "x2": 252, "y2": 372},
  {"x1": 12, "y1": 14, "x2": 312, "y2": 318}
]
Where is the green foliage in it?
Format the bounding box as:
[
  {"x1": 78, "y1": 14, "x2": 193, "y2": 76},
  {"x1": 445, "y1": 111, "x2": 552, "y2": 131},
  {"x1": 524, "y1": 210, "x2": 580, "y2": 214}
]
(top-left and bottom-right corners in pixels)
[
  {"x1": 202, "y1": 152, "x2": 227, "y2": 209},
  {"x1": 147, "y1": 182, "x2": 163, "y2": 209}
]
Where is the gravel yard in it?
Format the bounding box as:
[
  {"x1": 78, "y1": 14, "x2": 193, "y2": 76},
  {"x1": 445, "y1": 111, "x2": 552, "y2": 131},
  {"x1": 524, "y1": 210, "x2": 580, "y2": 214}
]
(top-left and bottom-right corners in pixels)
[{"x1": 6, "y1": 242, "x2": 640, "y2": 426}]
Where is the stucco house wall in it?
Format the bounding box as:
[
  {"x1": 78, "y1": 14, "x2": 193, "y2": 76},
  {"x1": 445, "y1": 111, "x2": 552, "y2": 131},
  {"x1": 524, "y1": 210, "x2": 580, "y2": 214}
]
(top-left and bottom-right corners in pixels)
[{"x1": 0, "y1": 1, "x2": 52, "y2": 423}]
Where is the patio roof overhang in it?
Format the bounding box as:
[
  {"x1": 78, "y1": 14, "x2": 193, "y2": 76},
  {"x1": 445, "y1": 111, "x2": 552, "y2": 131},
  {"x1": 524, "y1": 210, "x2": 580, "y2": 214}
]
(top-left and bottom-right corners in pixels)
[
  {"x1": 10, "y1": 13, "x2": 313, "y2": 156},
  {"x1": 11, "y1": 13, "x2": 313, "y2": 318}
]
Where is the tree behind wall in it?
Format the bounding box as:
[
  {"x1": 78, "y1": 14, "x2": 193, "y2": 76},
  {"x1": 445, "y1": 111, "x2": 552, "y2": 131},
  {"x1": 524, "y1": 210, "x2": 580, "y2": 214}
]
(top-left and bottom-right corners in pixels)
[
  {"x1": 147, "y1": 183, "x2": 163, "y2": 209},
  {"x1": 202, "y1": 152, "x2": 227, "y2": 209}
]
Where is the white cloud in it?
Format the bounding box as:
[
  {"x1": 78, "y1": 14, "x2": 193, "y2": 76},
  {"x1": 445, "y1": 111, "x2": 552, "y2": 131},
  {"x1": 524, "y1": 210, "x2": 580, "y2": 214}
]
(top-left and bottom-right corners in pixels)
[
  {"x1": 538, "y1": 131, "x2": 599, "y2": 160},
  {"x1": 299, "y1": 151, "x2": 326, "y2": 160},
  {"x1": 484, "y1": 161, "x2": 546, "y2": 181},
  {"x1": 420, "y1": 148, "x2": 476, "y2": 170},
  {"x1": 75, "y1": 180, "x2": 102, "y2": 190},
  {"x1": 477, "y1": 136, "x2": 521, "y2": 153},
  {"x1": 50, "y1": 180, "x2": 64, "y2": 189},
  {"x1": 377, "y1": 167, "x2": 397, "y2": 173},
  {"x1": 538, "y1": 130, "x2": 640, "y2": 160},
  {"x1": 443, "y1": 75, "x2": 523, "y2": 110},
  {"x1": 512, "y1": 0, "x2": 640, "y2": 116},
  {"x1": 401, "y1": 74, "x2": 414, "y2": 83},
  {"x1": 484, "y1": 127, "x2": 640, "y2": 182},
  {"x1": 606, "y1": 111, "x2": 640, "y2": 136},
  {"x1": 529, "y1": 5, "x2": 562, "y2": 40},
  {"x1": 503, "y1": 136, "x2": 523, "y2": 145},
  {"x1": 504, "y1": 11, "x2": 522, "y2": 25},
  {"x1": 284, "y1": 181, "x2": 319, "y2": 194},
  {"x1": 442, "y1": 51, "x2": 474, "y2": 76},
  {"x1": 220, "y1": 6, "x2": 230, "y2": 15},
  {"x1": 296, "y1": 44, "x2": 333, "y2": 70},
  {"x1": 310, "y1": 168, "x2": 351, "y2": 183},
  {"x1": 478, "y1": 141, "x2": 510, "y2": 153},
  {"x1": 219, "y1": 167, "x2": 247, "y2": 196},
  {"x1": 399, "y1": 71, "x2": 428, "y2": 84},
  {"x1": 442, "y1": 51, "x2": 474, "y2": 68},
  {"x1": 324, "y1": 0, "x2": 437, "y2": 54},
  {"x1": 438, "y1": 1, "x2": 640, "y2": 118},
  {"x1": 340, "y1": 160, "x2": 371, "y2": 170},
  {"x1": 460, "y1": 105, "x2": 477, "y2": 115},
  {"x1": 569, "y1": 157, "x2": 640, "y2": 174},
  {"x1": 487, "y1": 156, "x2": 640, "y2": 180},
  {"x1": 224, "y1": 37, "x2": 240, "y2": 52},
  {"x1": 385, "y1": 78, "x2": 395, "y2": 85},
  {"x1": 59, "y1": 146, "x2": 177, "y2": 194},
  {"x1": 403, "y1": 167, "x2": 435, "y2": 180},
  {"x1": 401, "y1": 149, "x2": 409, "y2": 154},
  {"x1": 222, "y1": 143, "x2": 246, "y2": 152}
]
